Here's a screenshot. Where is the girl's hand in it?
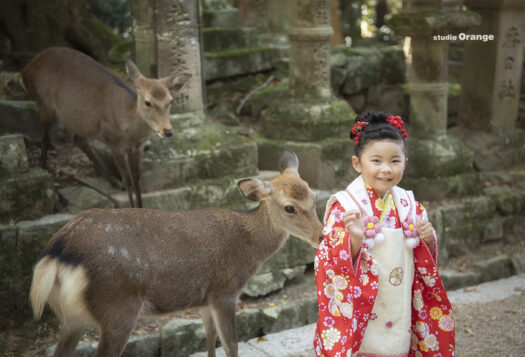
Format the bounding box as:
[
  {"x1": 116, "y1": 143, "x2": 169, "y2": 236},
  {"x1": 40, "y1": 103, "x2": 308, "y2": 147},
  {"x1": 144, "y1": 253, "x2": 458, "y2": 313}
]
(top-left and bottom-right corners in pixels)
[
  {"x1": 343, "y1": 210, "x2": 365, "y2": 242},
  {"x1": 416, "y1": 220, "x2": 434, "y2": 245}
]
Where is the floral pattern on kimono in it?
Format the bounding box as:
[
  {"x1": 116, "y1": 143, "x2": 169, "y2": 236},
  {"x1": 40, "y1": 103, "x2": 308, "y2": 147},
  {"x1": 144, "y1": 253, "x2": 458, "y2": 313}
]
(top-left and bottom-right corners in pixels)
[{"x1": 314, "y1": 183, "x2": 455, "y2": 357}]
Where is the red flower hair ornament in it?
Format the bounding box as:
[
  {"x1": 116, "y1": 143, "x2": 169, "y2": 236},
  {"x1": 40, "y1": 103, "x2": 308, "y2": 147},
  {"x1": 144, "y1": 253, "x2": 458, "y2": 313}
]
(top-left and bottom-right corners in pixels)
[
  {"x1": 386, "y1": 115, "x2": 408, "y2": 138},
  {"x1": 351, "y1": 121, "x2": 369, "y2": 146},
  {"x1": 351, "y1": 115, "x2": 407, "y2": 147}
]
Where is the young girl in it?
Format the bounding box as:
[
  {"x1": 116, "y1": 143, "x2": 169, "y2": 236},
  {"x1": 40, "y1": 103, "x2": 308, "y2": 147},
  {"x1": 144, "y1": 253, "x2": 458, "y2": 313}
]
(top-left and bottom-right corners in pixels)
[{"x1": 314, "y1": 112, "x2": 455, "y2": 357}]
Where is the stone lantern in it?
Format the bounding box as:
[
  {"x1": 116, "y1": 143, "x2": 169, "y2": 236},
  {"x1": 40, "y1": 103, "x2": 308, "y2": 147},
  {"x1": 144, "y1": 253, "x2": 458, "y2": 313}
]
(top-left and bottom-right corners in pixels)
[
  {"x1": 386, "y1": 0, "x2": 479, "y2": 179},
  {"x1": 257, "y1": 0, "x2": 355, "y2": 188}
]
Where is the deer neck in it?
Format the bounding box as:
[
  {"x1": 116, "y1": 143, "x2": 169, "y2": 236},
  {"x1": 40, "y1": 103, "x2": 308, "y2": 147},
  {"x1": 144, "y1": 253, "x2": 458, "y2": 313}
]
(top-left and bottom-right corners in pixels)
[{"x1": 243, "y1": 202, "x2": 289, "y2": 260}]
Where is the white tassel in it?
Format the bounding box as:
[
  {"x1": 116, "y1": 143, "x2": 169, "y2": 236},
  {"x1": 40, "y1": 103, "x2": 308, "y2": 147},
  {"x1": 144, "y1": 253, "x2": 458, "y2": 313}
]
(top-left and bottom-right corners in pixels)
[
  {"x1": 405, "y1": 237, "x2": 420, "y2": 249},
  {"x1": 364, "y1": 238, "x2": 375, "y2": 249},
  {"x1": 374, "y1": 232, "x2": 385, "y2": 244}
]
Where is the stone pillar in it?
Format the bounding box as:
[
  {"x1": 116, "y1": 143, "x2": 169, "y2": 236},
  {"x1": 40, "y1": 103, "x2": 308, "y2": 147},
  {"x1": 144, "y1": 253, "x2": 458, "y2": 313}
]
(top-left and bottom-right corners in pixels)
[
  {"x1": 257, "y1": 0, "x2": 354, "y2": 188},
  {"x1": 460, "y1": 0, "x2": 525, "y2": 132},
  {"x1": 289, "y1": 0, "x2": 333, "y2": 99},
  {"x1": 388, "y1": 0, "x2": 479, "y2": 139},
  {"x1": 387, "y1": 1, "x2": 479, "y2": 179},
  {"x1": 130, "y1": 0, "x2": 205, "y2": 125}
]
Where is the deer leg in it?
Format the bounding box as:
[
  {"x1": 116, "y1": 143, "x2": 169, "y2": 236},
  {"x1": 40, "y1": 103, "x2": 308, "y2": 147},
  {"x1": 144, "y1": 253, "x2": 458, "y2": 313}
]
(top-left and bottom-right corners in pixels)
[
  {"x1": 40, "y1": 127, "x2": 51, "y2": 169},
  {"x1": 90, "y1": 298, "x2": 140, "y2": 357},
  {"x1": 210, "y1": 299, "x2": 238, "y2": 357},
  {"x1": 93, "y1": 317, "x2": 136, "y2": 357},
  {"x1": 38, "y1": 106, "x2": 55, "y2": 169},
  {"x1": 126, "y1": 150, "x2": 142, "y2": 208},
  {"x1": 112, "y1": 151, "x2": 135, "y2": 208},
  {"x1": 73, "y1": 135, "x2": 122, "y2": 189},
  {"x1": 200, "y1": 306, "x2": 218, "y2": 357},
  {"x1": 53, "y1": 325, "x2": 83, "y2": 357}
]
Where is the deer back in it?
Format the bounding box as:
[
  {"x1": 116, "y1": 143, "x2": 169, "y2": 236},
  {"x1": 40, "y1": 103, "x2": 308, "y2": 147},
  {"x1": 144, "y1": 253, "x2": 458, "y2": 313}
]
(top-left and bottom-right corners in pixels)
[{"x1": 22, "y1": 47, "x2": 190, "y2": 148}]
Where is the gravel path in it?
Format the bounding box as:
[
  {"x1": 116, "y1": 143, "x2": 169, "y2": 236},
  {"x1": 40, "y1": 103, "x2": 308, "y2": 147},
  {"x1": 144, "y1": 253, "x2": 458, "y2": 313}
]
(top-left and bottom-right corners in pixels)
[{"x1": 192, "y1": 274, "x2": 525, "y2": 357}]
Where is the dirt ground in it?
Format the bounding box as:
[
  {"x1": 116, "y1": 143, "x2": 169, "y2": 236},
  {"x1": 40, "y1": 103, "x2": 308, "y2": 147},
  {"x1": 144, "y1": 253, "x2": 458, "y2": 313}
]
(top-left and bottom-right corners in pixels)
[{"x1": 453, "y1": 292, "x2": 525, "y2": 356}]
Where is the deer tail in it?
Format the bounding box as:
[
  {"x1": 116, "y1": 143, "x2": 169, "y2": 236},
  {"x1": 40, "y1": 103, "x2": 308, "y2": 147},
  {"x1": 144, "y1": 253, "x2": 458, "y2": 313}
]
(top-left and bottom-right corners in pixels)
[{"x1": 30, "y1": 257, "x2": 58, "y2": 320}]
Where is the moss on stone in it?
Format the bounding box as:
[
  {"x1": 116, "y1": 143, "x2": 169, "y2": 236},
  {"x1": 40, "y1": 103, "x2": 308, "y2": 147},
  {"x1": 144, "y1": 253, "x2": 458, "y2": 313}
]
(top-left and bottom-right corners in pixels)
[
  {"x1": 205, "y1": 47, "x2": 274, "y2": 59},
  {"x1": 0, "y1": 169, "x2": 57, "y2": 223},
  {"x1": 405, "y1": 136, "x2": 474, "y2": 178},
  {"x1": 140, "y1": 123, "x2": 258, "y2": 191},
  {"x1": 203, "y1": 28, "x2": 257, "y2": 53},
  {"x1": 261, "y1": 96, "x2": 355, "y2": 142},
  {"x1": 402, "y1": 172, "x2": 482, "y2": 200}
]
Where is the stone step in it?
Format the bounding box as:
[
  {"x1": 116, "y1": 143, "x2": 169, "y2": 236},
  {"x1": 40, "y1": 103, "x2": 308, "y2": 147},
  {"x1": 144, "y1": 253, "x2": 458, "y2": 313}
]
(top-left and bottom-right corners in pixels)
[
  {"x1": 0, "y1": 133, "x2": 29, "y2": 175},
  {"x1": 202, "y1": 9, "x2": 240, "y2": 28},
  {"x1": 139, "y1": 122, "x2": 258, "y2": 192},
  {"x1": 111, "y1": 175, "x2": 249, "y2": 209},
  {"x1": 0, "y1": 213, "x2": 74, "y2": 317},
  {"x1": 204, "y1": 47, "x2": 276, "y2": 81},
  {"x1": 203, "y1": 27, "x2": 259, "y2": 53},
  {"x1": 0, "y1": 99, "x2": 43, "y2": 140},
  {"x1": 45, "y1": 296, "x2": 319, "y2": 357},
  {"x1": 0, "y1": 134, "x2": 57, "y2": 223}
]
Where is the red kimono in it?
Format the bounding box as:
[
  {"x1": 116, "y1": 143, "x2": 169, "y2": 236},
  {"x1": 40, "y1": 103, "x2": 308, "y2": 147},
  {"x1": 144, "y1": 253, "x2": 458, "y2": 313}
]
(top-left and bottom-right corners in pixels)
[{"x1": 314, "y1": 176, "x2": 455, "y2": 357}]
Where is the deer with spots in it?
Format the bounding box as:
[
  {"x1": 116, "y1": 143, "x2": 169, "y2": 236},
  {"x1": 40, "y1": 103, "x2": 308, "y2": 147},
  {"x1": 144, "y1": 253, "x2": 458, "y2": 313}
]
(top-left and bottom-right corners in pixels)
[
  {"x1": 30, "y1": 150, "x2": 324, "y2": 357},
  {"x1": 22, "y1": 47, "x2": 190, "y2": 207}
]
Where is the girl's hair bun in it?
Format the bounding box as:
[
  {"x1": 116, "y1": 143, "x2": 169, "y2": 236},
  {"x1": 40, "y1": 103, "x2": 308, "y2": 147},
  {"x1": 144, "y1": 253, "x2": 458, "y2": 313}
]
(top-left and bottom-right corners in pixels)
[
  {"x1": 349, "y1": 111, "x2": 407, "y2": 155},
  {"x1": 349, "y1": 112, "x2": 389, "y2": 140}
]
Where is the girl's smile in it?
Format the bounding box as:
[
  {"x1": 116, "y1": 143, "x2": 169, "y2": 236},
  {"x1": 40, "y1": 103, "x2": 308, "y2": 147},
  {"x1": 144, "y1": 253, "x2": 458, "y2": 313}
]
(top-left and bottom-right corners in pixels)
[{"x1": 351, "y1": 139, "x2": 407, "y2": 197}]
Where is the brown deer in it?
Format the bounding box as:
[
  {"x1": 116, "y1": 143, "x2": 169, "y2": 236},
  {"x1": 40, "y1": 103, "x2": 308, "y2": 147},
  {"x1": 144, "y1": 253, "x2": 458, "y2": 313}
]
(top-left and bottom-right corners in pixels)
[
  {"x1": 22, "y1": 47, "x2": 191, "y2": 208},
  {"x1": 30, "y1": 150, "x2": 324, "y2": 357}
]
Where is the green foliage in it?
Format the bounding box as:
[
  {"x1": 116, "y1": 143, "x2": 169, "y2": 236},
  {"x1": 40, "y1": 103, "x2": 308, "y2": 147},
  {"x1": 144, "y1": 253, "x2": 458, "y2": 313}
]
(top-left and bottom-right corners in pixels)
[{"x1": 91, "y1": 0, "x2": 131, "y2": 38}]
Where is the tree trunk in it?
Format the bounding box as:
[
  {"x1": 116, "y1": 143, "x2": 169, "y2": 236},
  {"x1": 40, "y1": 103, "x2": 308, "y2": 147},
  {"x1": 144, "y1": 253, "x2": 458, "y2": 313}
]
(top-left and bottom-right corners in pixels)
[
  {"x1": 342, "y1": 0, "x2": 362, "y2": 42},
  {"x1": 375, "y1": 0, "x2": 388, "y2": 29},
  {"x1": 331, "y1": 0, "x2": 344, "y2": 46},
  {"x1": 0, "y1": 0, "x2": 121, "y2": 67}
]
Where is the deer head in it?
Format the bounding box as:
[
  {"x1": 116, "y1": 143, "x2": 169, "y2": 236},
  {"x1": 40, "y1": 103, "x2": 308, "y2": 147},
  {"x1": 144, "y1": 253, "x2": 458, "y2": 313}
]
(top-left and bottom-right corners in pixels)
[
  {"x1": 126, "y1": 59, "x2": 191, "y2": 138},
  {"x1": 238, "y1": 150, "x2": 323, "y2": 247}
]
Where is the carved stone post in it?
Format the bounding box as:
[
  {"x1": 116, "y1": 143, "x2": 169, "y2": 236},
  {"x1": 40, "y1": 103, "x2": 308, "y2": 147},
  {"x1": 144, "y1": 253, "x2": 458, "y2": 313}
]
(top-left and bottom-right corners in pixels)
[
  {"x1": 460, "y1": 0, "x2": 525, "y2": 132},
  {"x1": 258, "y1": 0, "x2": 354, "y2": 188},
  {"x1": 386, "y1": 1, "x2": 479, "y2": 182},
  {"x1": 130, "y1": 0, "x2": 205, "y2": 126},
  {"x1": 289, "y1": 0, "x2": 333, "y2": 99},
  {"x1": 388, "y1": 0, "x2": 479, "y2": 139}
]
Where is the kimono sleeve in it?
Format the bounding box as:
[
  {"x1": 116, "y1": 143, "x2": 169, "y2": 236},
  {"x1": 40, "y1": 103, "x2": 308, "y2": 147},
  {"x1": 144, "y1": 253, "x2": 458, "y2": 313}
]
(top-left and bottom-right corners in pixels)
[
  {"x1": 416, "y1": 201, "x2": 438, "y2": 265},
  {"x1": 313, "y1": 202, "x2": 378, "y2": 357}
]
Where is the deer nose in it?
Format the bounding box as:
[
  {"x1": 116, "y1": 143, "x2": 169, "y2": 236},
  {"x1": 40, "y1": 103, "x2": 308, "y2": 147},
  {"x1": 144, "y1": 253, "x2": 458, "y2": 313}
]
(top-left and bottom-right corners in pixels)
[
  {"x1": 318, "y1": 235, "x2": 324, "y2": 244},
  {"x1": 164, "y1": 129, "x2": 173, "y2": 137}
]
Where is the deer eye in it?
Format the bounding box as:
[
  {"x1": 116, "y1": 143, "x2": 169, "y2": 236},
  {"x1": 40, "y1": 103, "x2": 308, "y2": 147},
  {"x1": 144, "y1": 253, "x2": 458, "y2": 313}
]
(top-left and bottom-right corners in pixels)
[
  {"x1": 145, "y1": 101, "x2": 152, "y2": 107},
  {"x1": 284, "y1": 206, "x2": 295, "y2": 214}
]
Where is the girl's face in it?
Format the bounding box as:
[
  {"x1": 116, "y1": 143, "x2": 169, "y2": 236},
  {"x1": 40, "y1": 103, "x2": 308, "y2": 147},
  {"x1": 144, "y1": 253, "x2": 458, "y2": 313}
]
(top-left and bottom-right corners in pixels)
[{"x1": 352, "y1": 139, "x2": 407, "y2": 197}]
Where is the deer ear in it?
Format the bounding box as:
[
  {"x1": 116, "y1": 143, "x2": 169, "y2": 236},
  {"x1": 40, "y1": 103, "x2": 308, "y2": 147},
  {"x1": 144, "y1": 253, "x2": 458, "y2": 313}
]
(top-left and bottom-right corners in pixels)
[
  {"x1": 126, "y1": 59, "x2": 143, "y2": 83},
  {"x1": 279, "y1": 149, "x2": 299, "y2": 174},
  {"x1": 161, "y1": 73, "x2": 192, "y2": 90},
  {"x1": 238, "y1": 179, "x2": 272, "y2": 202}
]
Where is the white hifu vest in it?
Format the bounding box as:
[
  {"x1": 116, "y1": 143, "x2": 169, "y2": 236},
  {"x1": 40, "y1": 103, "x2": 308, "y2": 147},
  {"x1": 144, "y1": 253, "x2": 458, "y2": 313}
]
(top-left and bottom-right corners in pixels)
[{"x1": 324, "y1": 176, "x2": 418, "y2": 356}]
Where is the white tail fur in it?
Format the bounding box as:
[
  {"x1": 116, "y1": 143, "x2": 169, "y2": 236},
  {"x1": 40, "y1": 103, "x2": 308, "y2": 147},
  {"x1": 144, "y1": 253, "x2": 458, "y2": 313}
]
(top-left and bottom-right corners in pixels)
[{"x1": 30, "y1": 257, "x2": 58, "y2": 320}]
